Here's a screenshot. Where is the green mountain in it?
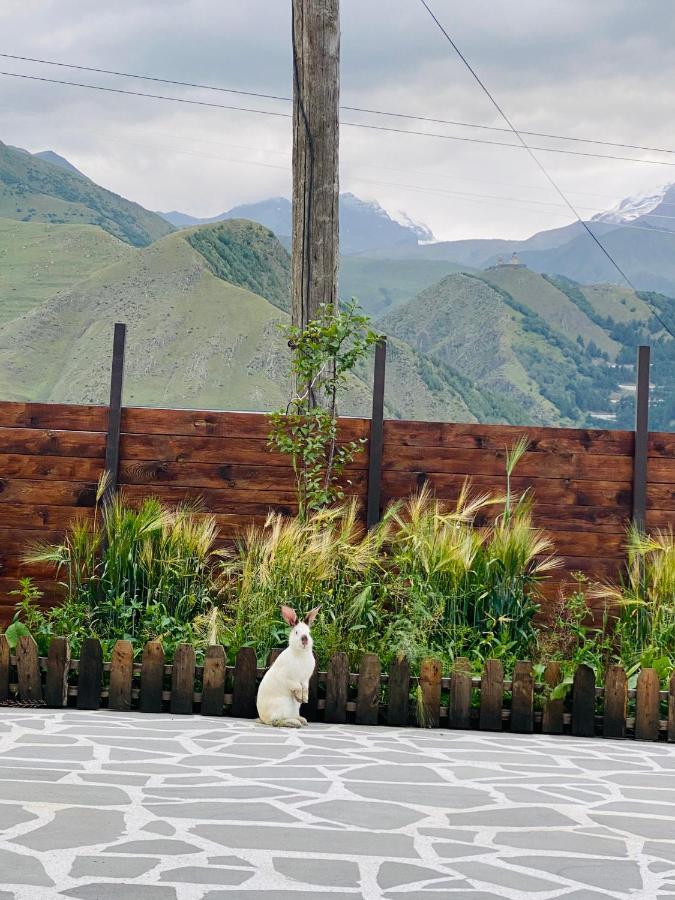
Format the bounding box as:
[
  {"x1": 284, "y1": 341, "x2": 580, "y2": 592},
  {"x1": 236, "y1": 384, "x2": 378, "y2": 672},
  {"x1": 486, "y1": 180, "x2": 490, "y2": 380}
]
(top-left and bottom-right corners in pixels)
[
  {"x1": 0, "y1": 217, "x2": 134, "y2": 324},
  {"x1": 0, "y1": 219, "x2": 505, "y2": 423},
  {"x1": 0, "y1": 141, "x2": 174, "y2": 247}
]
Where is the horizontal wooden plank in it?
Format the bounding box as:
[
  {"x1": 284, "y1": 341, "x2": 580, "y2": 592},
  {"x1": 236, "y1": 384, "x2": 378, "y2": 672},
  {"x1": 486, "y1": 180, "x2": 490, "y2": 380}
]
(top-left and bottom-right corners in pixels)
[
  {"x1": 0, "y1": 504, "x2": 94, "y2": 530},
  {"x1": 384, "y1": 420, "x2": 634, "y2": 455},
  {"x1": 649, "y1": 431, "x2": 675, "y2": 459},
  {"x1": 649, "y1": 456, "x2": 675, "y2": 485},
  {"x1": 381, "y1": 445, "x2": 633, "y2": 481},
  {"x1": 0, "y1": 454, "x2": 104, "y2": 482},
  {"x1": 381, "y1": 472, "x2": 632, "y2": 509},
  {"x1": 121, "y1": 407, "x2": 371, "y2": 441},
  {"x1": 0, "y1": 402, "x2": 108, "y2": 432},
  {"x1": 0, "y1": 479, "x2": 97, "y2": 507},
  {"x1": 121, "y1": 466, "x2": 367, "y2": 495},
  {"x1": 0, "y1": 428, "x2": 106, "y2": 459}
]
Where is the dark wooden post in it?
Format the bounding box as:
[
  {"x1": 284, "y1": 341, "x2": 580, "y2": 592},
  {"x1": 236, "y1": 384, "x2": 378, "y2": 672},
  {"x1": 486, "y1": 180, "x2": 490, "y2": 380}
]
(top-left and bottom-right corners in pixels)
[
  {"x1": 632, "y1": 344, "x2": 650, "y2": 532},
  {"x1": 102, "y1": 322, "x2": 126, "y2": 508},
  {"x1": 366, "y1": 338, "x2": 386, "y2": 529}
]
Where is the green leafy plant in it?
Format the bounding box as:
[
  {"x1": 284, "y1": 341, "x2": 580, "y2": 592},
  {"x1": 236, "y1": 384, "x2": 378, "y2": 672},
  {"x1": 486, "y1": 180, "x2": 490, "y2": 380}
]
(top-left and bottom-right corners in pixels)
[{"x1": 268, "y1": 300, "x2": 380, "y2": 516}]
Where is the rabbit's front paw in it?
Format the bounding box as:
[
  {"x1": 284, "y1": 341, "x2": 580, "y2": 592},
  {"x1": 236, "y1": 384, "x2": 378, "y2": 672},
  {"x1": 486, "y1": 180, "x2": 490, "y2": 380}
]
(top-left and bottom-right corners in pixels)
[
  {"x1": 301, "y1": 686, "x2": 309, "y2": 704},
  {"x1": 291, "y1": 687, "x2": 303, "y2": 703}
]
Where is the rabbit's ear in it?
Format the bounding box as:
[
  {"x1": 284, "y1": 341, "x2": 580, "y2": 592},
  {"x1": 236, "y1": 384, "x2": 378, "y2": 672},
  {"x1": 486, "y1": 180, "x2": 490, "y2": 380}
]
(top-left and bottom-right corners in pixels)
[
  {"x1": 304, "y1": 606, "x2": 321, "y2": 626},
  {"x1": 280, "y1": 605, "x2": 298, "y2": 627}
]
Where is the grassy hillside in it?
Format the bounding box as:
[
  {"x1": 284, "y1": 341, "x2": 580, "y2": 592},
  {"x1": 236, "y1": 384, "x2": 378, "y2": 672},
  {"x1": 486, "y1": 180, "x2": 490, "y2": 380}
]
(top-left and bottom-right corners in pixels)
[
  {"x1": 0, "y1": 220, "x2": 500, "y2": 422},
  {"x1": 339, "y1": 256, "x2": 469, "y2": 317},
  {"x1": 0, "y1": 218, "x2": 134, "y2": 324},
  {"x1": 0, "y1": 141, "x2": 174, "y2": 247}
]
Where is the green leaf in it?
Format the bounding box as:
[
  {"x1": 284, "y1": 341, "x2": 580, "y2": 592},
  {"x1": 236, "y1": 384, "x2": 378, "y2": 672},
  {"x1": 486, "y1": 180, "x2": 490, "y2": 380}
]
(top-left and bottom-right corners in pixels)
[{"x1": 4, "y1": 621, "x2": 31, "y2": 650}]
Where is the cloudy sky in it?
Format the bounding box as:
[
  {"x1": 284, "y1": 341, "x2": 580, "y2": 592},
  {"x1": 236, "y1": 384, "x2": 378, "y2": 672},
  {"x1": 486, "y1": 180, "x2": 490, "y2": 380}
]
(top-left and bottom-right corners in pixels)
[{"x1": 1, "y1": 0, "x2": 674, "y2": 241}]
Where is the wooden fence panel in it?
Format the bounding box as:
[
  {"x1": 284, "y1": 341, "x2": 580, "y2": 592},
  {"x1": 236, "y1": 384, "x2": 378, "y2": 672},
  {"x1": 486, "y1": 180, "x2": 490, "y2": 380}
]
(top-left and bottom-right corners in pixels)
[
  {"x1": 77, "y1": 638, "x2": 103, "y2": 710},
  {"x1": 541, "y1": 661, "x2": 564, "y2": 735},
  {"x1": 108, "y1": 640, "x2": 134, "y2": 712},
  {"x1": 45, "y1": 637, "x2": 70, "y2": 708},
  {"x1": 669, "y1": 672, "x2": 675, "y2": 744},
  {"x1": 201, "y1": 645, "x2": 226, "y2": 717},
  {"x1": 0, "y1": 635, "x2": 10, "y2": 702},
  {"x1": 635, "y1": 668, "x2": 660, "y2": 742},
  {"x1": 301, "y1": 656, "x2": 319, "y2": 722},
  {"x1": 355, "y1": 653, "x2": 380, "y2": 726},
  {"x1": 16, "y1": 635, "x2": 42, "y2": 703},
  {"x1": 387, "y1": 656, "x2": 410, "y2": 727},
  {"x1": 571, "y1": 665, "x2": 595, "y2": 737},
  {"x1": 170, "y1": 644, "x2": 196, "y2": 715},
  {"x1": 603, "y1": 665, "x2": 627, "y2": 739},
  {"x1": 479, "y1": 659, "x2": 504, "y2": 731},
  {"x1": 448, "y1": 657, "x2": 471, "y2": 730},
  {"x1": 511, "y1": 661, "x2": 534, "y2": 734},
  {"x1": 139, "y1": 641, "x2": 164, "y2": 713},
  {"x1": 419, "y1": 657, "x2": 442, "y2": 728},
  {"x1": 231, "y1": 647, "x2": 258, "y2": 719},
  {"x1": 324, "y1": 652, "x2": 349, "y2": 724}
]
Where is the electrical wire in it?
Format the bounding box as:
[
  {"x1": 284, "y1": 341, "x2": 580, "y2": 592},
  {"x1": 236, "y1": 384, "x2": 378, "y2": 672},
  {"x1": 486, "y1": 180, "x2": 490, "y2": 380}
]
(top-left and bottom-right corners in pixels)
[
  {"x1": 4, "y1": 50, "x2": 675, "y2": 159},
  {"x1": 417, "y1": 0, "x2": 675, "y2": 340},
  {"x1": 3, "y1": 69, "x2": 675, "y2": 169}
]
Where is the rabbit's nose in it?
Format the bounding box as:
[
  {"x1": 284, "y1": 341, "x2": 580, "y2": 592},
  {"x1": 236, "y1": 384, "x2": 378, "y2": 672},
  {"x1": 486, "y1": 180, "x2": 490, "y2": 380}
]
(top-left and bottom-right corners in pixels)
[{"x1": 301, "y1": 635, "x2": 309, "y2": 645}]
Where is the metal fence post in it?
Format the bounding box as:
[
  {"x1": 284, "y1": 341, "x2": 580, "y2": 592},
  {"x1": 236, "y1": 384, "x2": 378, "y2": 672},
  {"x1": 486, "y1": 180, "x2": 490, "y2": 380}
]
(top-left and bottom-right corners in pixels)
[
  {"x1": 366, "y1": 337, "x2": 386, "y2": 529},
  {"x1": 102, "y1": 323, "x2": 126, "y2": 508},
  {"x1": 632, "y1": 344, "x2": 650, "y2": 532}
]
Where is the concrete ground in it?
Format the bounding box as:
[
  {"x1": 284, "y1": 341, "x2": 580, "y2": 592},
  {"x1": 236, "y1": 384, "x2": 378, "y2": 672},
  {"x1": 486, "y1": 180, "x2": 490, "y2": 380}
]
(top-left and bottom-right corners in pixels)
[{"x1": 0, "y1": 710, "x2": 673, "y2": 899}]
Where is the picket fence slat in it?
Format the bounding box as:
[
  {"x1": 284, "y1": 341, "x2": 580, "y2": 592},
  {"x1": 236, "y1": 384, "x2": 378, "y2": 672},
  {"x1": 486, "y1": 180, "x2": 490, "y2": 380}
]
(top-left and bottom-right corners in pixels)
[
  {"x1": 325, "y1": 652, "x2": 349, "y2": 724},
  {"x1": 16, "y1": 635, "x2": 42, "y2": 703},
  {"x1": 541, "y1": 661, "x2": 563, "y2": 734},
  {"x1": 511, "y1": 661, "x2": 534, "y2": 734},
  {"x1": 572, "y1": 664, "x2": 595, "y2": 737},
  {"x1": 420, "y1": 657, "x2": 442, "y2": 728},
  {"x1": 77, "y1": 638, "x2": 103, "y2": 710},
  {"x1": 355, "y1": 653, "x2": 380, "y2": 726},
  {"x1": 448, "y1": 657, "x2": 471, "y2": 730},
  {"x1": 479, "y1": 659, "x2": 503, "y2": 731},
  {"x1": 45, "y1": 637, "x2": 70, "y2": 709},
  {"x1": 387, "y1": 656, "x2": 410, "y2": 727},
  {"x1": 668, "y1": 672, "x2": 675, "y2": 743},
  {"x1": 231, "y1": 647, "x2": 258, "y2": 719},
  {"x1": 301, "y1": 656, "x2": 319, "y2": 722},
  {"x1": 635, "y1": 668, "x2": 660, "y2": 742},
  {"x1": 171, "y1": 644, "x2": 196, "y2": 715},
  {"x1": 109, "y1": 640, "x2": 134, "y2": 712},
  {"x1": 201, "y1": 645, "x2": 226, "y2": 717},
  {"x1": 603, "y1": 665, "x2": 627, "y2": 739},
  {"x1": 0, "y1": 636, "x2": 10, "y2": 702},
  {"x1": 139, "y1": 641, "x2": 165, "y2": 713}
]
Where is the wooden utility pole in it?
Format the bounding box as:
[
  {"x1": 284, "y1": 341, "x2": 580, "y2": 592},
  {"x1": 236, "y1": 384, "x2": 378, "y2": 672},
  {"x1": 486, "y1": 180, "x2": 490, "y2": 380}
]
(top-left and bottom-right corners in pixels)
[{"x1": 291, "y1": 0, "x2": 340, "y2": 330}]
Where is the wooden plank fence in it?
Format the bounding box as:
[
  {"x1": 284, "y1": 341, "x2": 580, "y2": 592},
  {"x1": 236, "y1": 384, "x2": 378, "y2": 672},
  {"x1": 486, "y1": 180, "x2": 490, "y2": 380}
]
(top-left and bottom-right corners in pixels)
[{"x1": 2, "y1": 635, "x2": 675, "y2": 742}]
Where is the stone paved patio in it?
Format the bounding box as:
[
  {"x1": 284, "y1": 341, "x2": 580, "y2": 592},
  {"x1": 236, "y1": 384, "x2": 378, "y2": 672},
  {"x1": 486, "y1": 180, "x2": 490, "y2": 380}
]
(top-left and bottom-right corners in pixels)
[{"x1": 0, "y1": 710, "x2": 673, "y2": 898}]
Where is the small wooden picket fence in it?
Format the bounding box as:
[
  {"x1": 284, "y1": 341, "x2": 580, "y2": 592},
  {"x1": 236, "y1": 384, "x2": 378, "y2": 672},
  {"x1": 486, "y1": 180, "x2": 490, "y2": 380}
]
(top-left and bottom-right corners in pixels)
[{"x1": 1, "y1": 635, "x2": 674, "y2": 741}]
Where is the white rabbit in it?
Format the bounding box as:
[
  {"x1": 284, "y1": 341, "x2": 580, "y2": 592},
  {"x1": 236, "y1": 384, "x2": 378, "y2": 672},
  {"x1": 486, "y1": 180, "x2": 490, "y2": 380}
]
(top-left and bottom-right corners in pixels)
[{"x1": 256, "y1": 605, "x2": 320, "y2": 727}]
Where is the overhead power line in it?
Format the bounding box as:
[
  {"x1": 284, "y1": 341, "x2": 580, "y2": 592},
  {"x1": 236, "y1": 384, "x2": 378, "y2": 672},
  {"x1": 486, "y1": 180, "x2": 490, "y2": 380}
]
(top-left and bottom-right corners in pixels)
[
  {"x1": 4, "y1": 50, "x2": 675, "y2": 159},
  {"x1": 3, "y1": 69, "x2": 675, "y2": 170},
  {"x1": 417, "y1": 0, "x2": 675, "y2": 341}
]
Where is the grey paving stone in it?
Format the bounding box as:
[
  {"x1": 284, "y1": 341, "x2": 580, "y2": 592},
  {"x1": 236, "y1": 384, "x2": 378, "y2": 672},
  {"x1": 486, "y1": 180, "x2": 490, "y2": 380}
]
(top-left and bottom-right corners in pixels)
[
  {"x1": 508, "y1": 856, "x2": 642, "y2": 891},
  {"x1": 78, "y1": 773, "x2": 150, "y2": 786},
  {"x1": 143, "y1": 785, "x2": 295, "y2": 800},
  {"x1": 0, "y1": 806, "x2": 37, "y2": 829},
  {"x1": 202, "y1": 893, "x2": 363, "y2": 900},
  {"x1": 109, "y1": 748, "x2": 178, "y2": 761},
  {"x1": 343, "y1": 764, "x2": 447, "y2": 783},
  {"x1": 145, "y1": 801, "x2": 297, "y2": 822},
  {"x1": 104, "y1": 840, "x2": 201, "y2": 855},
  {"x1": 0, "y1": 781, "x2": 128, "y2": 806},
  {"x1": 16, "y1": 734, "x2": 77, "y2": 744},
  {"x1": 451, "y1": 860, "x2": 561, "y2": 892},
  {"x1": 69, "y1": 856, "x2": 158, "y2": 878},
  {"x1": 552, "y1": 891, "x2": 615, "y2": 899},
  {"x1": 102, "y1": 762, "x2": 199, "y2": 774},
  {"x1": 193, "y1": 824, "x2": 419, "y2": 858},
  {"x1": 303, "y1": 798, "x2": 424, "y2": 829},
  {"x1": 0, "y1": 768, "x2": 65, "y2": 782},
  {"x1": 645, "y1": 842, "x2": 675, "y2": 864},
  {"x1": 494, "y1": 829, "x2": 628, "y2": 857},
  {"x1": 214, "y1": 766, "x2": 327, "y2": 781},
  {"x1": 142, "y1": 821, "x2": 176, "y2": 836},
  {"x1": 62, "y1": 886, "x2": 176, "y2": 899},
  {"x1": 160, "y1": 866, "x2": 253, "y2": 885},
  {"x1": 345, "y1": 782, "x2": 492, "y2": 808},
  {"x1": 204, "y1": 744, "x2": 296, "y2": 759},
  {"x1": 447, "y1": 807, "x2": 576, "y2": 827},
  {"x1": 432, "y1": 841, "x2": 492, "y2": 859},
  {"x1": 273, "y1": 857, "x2": 359, "y2": 887},
  {"x1": 207, "y1": 856, "x2": 255, "y2": 867},
  {"x1": 377, "y1": 861, "x2": 448, "y2": 889},
  {"x1": 383, "y1": 892, "x2": 505, "y2": 900},
  {"x1": 0, "y1": 848, "x2": 53, "y2": 886},
  {"x1": 590, "y1": 814, "x2": 675, "y2": 840},
  {"x1": 593, "y1": 800, "x2": 675, "y2": 816},
  {"x1": 14, "y1": 807, "x2": 125, "y2": 851},
  {"x1": 0, "y1": 745, "x2": 93, "y2": 760}
]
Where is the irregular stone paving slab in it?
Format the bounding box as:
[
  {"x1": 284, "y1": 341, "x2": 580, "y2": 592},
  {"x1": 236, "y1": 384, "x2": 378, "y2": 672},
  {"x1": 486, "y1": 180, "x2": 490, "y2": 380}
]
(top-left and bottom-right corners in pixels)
[
  {"x1": 0, "y1": 847, "x2": 53, "y2": 886},
  {"x1": 273, "y1": 856, "x2": 360, "y2": 887},
  {"x1": 0, "y1": 709, "x2": 674, "y2": 898},
  {"x1": 13, "y1": 808, "x2": 125, "y2": 851}
]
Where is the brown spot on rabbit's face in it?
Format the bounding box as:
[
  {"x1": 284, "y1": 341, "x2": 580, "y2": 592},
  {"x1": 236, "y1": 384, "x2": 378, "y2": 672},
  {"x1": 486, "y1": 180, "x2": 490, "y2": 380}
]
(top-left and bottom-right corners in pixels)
[{"x1": 289, "y1": 621, "x2": 313, "y2": 653}]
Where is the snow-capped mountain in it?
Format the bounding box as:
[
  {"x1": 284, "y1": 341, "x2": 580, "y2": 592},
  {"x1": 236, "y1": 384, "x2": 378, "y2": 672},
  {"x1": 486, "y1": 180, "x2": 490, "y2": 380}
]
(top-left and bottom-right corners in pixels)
[{"x1": 592, "y1": 183, "x2": 675, "y2": 226}]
